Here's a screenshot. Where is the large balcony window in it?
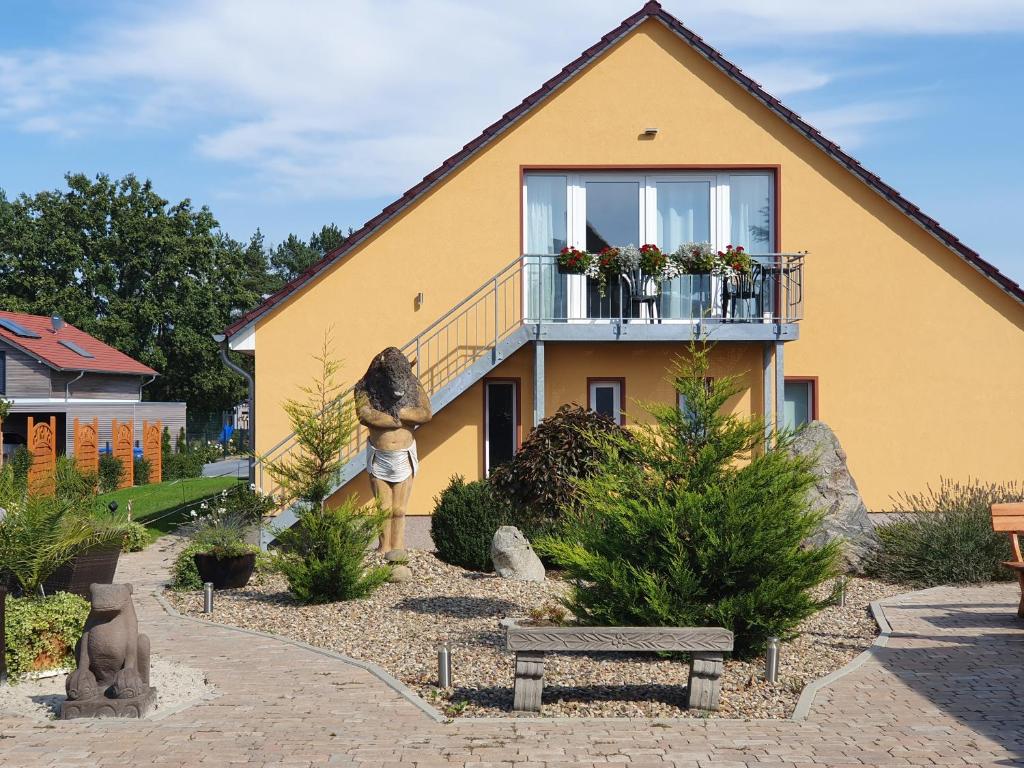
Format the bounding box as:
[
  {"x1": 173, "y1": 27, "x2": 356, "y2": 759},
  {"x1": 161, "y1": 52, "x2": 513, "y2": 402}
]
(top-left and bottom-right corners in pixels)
[{"x1": 522, "y1": 170, "x2": 798, "y2": 324}]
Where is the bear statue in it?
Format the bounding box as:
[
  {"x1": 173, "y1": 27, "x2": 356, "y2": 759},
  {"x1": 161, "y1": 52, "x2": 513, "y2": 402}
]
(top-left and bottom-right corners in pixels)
[{"x1": 61, "y1": 583, "x2": 156, "y2": 719}]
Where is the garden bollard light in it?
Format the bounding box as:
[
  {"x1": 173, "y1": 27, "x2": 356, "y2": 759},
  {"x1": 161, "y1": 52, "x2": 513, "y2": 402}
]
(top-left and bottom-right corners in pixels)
[
  {"x1": 837, "y1": 578, "x2": 847, "y2": 608},
  {"x1": 0, "y1": 586, "x2": 7, "y2": 685},
  {"x1": 765, "y1": 636, "x2": 780, "y2": 683},
  {"x1": 203, "y1": 582, "x2": 214, "y2": 614},
  {"x1": 437, "y1": 640, "x2": 452, "y2": 689}
]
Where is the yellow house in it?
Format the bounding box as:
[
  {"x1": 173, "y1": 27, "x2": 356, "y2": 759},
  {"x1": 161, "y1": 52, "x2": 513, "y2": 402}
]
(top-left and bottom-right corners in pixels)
[{"x1": 224, "y1": 2, "x2": 1024, "y2": 538}]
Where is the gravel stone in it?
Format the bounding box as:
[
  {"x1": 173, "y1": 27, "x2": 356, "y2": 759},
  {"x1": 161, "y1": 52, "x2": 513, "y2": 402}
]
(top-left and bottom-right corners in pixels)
[
  {"x1": 0, "y1": 657, "x2": 216, "y2": 721},
  {"x1": 165, "y1": 550, "x2": 905, "y2": 719}
]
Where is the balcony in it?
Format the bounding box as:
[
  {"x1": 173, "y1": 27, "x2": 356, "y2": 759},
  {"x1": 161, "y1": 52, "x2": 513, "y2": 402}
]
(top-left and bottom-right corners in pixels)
[{"x1": 520, "y1": 253, "x2": 804, "y2": 342}]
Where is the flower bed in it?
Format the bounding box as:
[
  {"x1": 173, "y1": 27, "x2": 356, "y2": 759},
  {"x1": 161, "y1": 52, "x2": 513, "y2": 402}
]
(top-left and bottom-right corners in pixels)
[{"x1": 166, "y1": 550, "x2": 906, "y2": 719}]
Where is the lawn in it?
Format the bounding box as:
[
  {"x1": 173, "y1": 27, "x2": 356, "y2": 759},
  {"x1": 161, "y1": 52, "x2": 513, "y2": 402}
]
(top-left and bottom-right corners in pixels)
[{"x1": 98, "y1": 476, "x2": 241, "y2": 541}]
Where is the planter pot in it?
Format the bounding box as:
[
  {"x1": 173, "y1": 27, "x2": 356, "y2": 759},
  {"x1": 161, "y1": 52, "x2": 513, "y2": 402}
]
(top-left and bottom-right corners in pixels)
[
  {"x1": 557, "y1": 264, "x2": 587, "y2": 276},
  {"x1": 43, "y1": 545, "x2": 121, "y2": 598},
  {"x1": 192, "y1": 552, "x2": 256, "y2": 590}
]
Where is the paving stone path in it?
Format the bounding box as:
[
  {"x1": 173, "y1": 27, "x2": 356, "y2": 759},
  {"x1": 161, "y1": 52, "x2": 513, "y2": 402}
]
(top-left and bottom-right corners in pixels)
[{"x1": 3, "y1": 540, "x2": 1024, "y2": 767}]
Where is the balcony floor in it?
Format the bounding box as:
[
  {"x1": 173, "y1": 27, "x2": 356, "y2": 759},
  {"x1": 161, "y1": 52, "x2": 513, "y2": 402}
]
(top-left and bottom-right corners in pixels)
[{"x1": 527, "y1": 319, "x2": 798, "y2": 342}]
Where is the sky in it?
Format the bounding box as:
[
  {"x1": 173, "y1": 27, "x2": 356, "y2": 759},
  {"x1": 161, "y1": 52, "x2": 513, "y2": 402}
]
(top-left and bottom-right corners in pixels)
[{"x1": 1, "y1": 0, "x2": 1023, "y2": 285}]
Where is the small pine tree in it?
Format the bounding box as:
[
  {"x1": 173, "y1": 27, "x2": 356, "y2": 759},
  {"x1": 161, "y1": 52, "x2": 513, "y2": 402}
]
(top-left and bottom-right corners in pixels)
[
  {"x1": 176, "y1": 427, "x2": 187, "y2": 453},
  {"x1": 263, "y1": 333, "x2": 351, "y2": 510},
  {"x1": 161, "y1": 426, "x2": 172, "y2": 460},
  {"x1": 536, "y1": 343, "x2": 841, "y2": 657},
  {"x1": 263, "y1": 331, "x2": 389, "y2": 603}
]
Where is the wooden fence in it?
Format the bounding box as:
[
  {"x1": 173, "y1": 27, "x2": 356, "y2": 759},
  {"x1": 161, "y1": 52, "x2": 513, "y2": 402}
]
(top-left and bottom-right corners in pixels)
[
  {"x1": 111, "y1": 418, "x2": 134, "y2": 489},
  {"x1": 27, "y1": 416, "x2": 57, "y2": 497}
]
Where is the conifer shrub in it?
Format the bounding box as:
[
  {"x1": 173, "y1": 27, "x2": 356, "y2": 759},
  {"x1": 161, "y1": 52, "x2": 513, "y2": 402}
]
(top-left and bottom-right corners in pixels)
[
  {"x1": 272, "y1": 498, "x2": 390, "y2": 604},
  {"x1": 431, "y1": 476, "x2": 513, "y2": 572},
  {"x1": 536, "y1": 345, "x2": 841, "y2": 657},
  {"x1": 865, "y1": 479, "x2": 1022, "y2": 587}
]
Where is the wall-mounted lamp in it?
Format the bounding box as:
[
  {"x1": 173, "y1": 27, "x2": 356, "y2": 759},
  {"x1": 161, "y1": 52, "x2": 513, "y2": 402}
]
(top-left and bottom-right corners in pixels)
[
  {"x1": 643, "y1": 128, "x2": 659, "y2": 136},
  {"x1": 414, "y1": 292, "x2": 425, "y2": 310}
]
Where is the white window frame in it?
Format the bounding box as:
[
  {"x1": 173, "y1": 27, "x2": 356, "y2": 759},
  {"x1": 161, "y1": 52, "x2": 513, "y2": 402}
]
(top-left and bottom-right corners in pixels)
[
  {"x1": 588, "y1": 379, "x2": 623, "y2": 425},
  {"x1": 484, "y1": 379, "x2": 519, "y2": 475},
  {"x1": 522, "y1": 170, "x2": 775, "y2": 321}
]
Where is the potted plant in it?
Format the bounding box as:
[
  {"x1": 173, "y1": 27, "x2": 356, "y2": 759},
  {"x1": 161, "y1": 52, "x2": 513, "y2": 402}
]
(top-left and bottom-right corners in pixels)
[
  {"x1": 185, "y1": 495, "x2": 260, "y2": 589},
  {"x1": 557, "y1": 246, "x2": 590, "y2": 275},
  {"x1": 638, "y1": 244, "x2": 666, "y2": 276},
  {"x1": 589, "y1": 246, "x2": 622, "y2": 297}
]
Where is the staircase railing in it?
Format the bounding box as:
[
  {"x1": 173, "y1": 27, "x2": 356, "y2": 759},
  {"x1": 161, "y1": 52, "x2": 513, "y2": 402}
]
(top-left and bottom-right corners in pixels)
[{"x1": 255, "y1": 255, "x2": 526, "y2": 501}]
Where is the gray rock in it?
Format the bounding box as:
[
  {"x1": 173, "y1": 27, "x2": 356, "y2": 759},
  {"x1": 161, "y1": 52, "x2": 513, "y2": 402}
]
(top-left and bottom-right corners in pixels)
[
  {"x1": 389, "y1": 565, "x2": 413, "y2": 583},
  {"x1": 491, "y1": 526, "x2": 545, "y2": 582},
  {"x1": 787, "y1": 421, "x2": 876, "y2": 572}
]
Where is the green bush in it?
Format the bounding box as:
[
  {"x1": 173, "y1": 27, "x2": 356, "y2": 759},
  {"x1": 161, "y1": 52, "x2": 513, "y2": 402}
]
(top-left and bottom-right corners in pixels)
[
  {"x1": 489, "y1": 404, "x2": 631, "y2": 536},
  {"x1": 170, "y1": 543, "x2": 205, "y2": 590},
  {"x1": 9, "y1": 446, "x2": 31, "y2": 488},
  {"x1": 273, "y1": 498, "x2": 390, "y2": 604},
  {"x1": 431, "y1": 476, "x2": 514, "y2": 571},
  {"x1": 98, "y1": 454, "x2": 125, "y2": 493},
  {"x1": 536, "y1": 345, "x2": 841, "y2": 657},
  {"x1": 54, "y1": 456, "x2": 97, "y2": 501},
  {"x1": 164, "y1": 452, "x2": 205, "y2": 480},
  {"x1": 865, "y1": 478, "x2": 1023, "y2": 587},
  {"x1": 133, "y1": 456, "x2": 152, "y2": 486},
  {"x1": 121, "y1": 521, "x2": 149, "y2": 552},
  {"x1": 3, "y1": 593, "x2": 90, "y2": 678}
]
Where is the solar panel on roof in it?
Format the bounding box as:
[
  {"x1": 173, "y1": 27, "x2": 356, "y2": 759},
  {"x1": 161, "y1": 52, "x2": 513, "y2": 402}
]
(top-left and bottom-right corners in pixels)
[
  {"x1": 58, "y1": 339, "x2": 95, "y2": 359},
  {"x1": 0, "y1": 317, "x2": 42, "y2": 338}
]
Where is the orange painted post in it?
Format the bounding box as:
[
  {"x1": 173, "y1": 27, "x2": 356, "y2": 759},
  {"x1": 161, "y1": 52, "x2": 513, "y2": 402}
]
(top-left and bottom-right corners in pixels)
[
  {"x1": 142, "y1": 420, "x2": 162, "y2": 484},
  {"x1": 111, "y1": 418, "x2": 134, "y2": 489},
  {"x1": 27, "y1": 416, "x2": 57, "y2": 497},
  {"x1": 74, "y1": 417, "x2": 100, "y2": 479}
]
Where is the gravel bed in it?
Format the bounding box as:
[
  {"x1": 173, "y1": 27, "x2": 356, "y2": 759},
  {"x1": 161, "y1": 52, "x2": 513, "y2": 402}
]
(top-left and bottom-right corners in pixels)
[
  {"x1": 166, "y1": 551, "x2": 906, "y2": 719},
  {"x1": 0, "y1": 657, "x2": 216, "y2": 721}
]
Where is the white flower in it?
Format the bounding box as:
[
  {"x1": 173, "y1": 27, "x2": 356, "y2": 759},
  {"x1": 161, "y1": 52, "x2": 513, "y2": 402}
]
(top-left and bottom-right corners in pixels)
[{"x1": 190, "y1": 509, "x2": 198, "y2": 519}]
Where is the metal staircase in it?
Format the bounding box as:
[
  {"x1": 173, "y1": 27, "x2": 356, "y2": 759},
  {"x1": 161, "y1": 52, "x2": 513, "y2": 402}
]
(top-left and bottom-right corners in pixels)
[{"x1": 256, "y1": 256, "x2": 530, "y2": 547}]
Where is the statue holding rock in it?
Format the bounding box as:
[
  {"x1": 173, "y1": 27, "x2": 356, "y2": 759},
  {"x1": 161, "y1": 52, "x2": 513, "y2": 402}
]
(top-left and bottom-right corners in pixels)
[{"x1": 355, "y1": 348, "x2": 432, "y2": 578}]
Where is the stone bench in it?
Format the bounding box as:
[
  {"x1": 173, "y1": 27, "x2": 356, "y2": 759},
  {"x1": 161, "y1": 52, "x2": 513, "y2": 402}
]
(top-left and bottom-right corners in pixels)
[{"x1": 501, "y1": 621, "x2": 734, "y2": 713}]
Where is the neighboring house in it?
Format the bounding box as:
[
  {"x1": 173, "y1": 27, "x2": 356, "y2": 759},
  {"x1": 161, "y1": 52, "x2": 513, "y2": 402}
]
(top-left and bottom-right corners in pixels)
[
  {"x1": 0, "y1": 310, "x2": 185, "y2": 459},
  {"x1": 224, "y1": 2, "x2": 1024, "y2": 530}
]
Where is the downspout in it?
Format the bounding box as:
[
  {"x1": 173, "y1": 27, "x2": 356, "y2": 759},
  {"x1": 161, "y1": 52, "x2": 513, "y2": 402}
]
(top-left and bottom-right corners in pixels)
[
  {"x1": 213, "y1": 334, "x2": 255, "y2": 484},
  {"x1": 139, "y1": 374, "x2": 157, "y2": 400},
  {"x1": 65, "y1": 370, "x2": 86, "y2": 402}
]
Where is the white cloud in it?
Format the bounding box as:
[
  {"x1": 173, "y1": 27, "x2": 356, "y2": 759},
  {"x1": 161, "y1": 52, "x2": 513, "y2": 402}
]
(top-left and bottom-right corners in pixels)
[
  {"x1": 803, "y1": 100, "x2": 919, "y2": 150},
  {"x1": 0, "y1": 0, "x2": 1018, "y2": 200}
]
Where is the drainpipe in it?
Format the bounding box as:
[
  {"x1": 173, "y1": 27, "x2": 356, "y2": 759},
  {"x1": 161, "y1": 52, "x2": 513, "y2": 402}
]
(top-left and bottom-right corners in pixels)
[
  {"x1": 213, "y1": 333, "x2": 255, "y2": 483},
  {"x1": 65, "y1": 370, "x2": 86, "y2": 401},
  {"x1": 139, "y1": 374, "x2": 157, "y2": 400}
]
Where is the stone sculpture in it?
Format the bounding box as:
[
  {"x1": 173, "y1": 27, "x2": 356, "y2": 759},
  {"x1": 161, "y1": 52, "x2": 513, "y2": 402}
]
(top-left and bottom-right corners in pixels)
[
  {"x1": 61, "y1": 583, "x2": 155, "y2": 719},
  {"x1": 355, "y1": 348, "x2": 432, "y2": 579},
  {"x1": 787, "y1": 421, "x2": 876, "y2": 572},
  {"x1": 491, "y1": 526, "x2": 545, "y2": 582}
]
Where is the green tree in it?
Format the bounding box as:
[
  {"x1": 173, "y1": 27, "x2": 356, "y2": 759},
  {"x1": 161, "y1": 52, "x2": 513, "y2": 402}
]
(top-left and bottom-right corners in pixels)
[
  {"x1": 537, "y1": 344, "x2": 841, "y2": 657},
  {"x1": 262, "y1": 332, "x2": 351, "y2": 509},
  {"x1": 0, "y1": 173, "x2": 276, "y2": 416},
  {"x1": 270, "y1": 224, "x2": 349, "y2": 282}
]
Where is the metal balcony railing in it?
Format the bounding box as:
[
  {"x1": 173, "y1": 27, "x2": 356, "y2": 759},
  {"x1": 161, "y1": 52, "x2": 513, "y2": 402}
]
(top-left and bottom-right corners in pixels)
[
  {"x1": 522, "y1": 253, "x2": 805, "y2": 324},
  {"x1": 254, "y1": 252, "x2": 804, "y2": 503}
]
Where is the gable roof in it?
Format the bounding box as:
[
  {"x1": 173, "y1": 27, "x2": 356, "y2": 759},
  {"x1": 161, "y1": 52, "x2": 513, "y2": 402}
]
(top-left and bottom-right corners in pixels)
[
  {"x1": 0, "y1": 310, "x2": 157, "y2": 376},
  {"x1": 225, "y1": 0, "x2": 1024, "y2": 338}
]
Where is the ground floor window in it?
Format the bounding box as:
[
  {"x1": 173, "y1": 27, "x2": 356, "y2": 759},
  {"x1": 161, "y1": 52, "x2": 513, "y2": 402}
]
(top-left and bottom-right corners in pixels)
[
  {"x1": 588, "y1": 378, "x2": 624, "y2": 425},
  {"x1": 783, "y1": 378, "x2": 817, "y2": 430},
  {"x1": 484, "y1": 379, "x2": 518, "y2": 474}
]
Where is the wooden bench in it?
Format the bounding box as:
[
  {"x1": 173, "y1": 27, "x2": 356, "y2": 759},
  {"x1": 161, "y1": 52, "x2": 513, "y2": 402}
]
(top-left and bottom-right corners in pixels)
[
  {"x1": 502, "y1": 621, "x2": 734, "y2": 713},
  {"x1": 992, "y1": 502, "x2": 1024, "y2": 617}
]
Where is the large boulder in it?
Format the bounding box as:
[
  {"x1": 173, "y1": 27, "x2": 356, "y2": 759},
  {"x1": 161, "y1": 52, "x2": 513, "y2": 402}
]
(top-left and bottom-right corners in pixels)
[
  {"x1": 788, "y1": 422, "x2": 876, "y2": 572},
  {"x1": 491, "y1": 526, "x2": 545, "y2": 582}
]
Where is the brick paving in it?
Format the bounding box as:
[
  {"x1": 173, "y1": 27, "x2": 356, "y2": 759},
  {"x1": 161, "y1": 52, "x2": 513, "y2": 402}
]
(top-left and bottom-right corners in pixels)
[{"x1": 2, "y1": 541, "x2": 1024, "y2": 767}]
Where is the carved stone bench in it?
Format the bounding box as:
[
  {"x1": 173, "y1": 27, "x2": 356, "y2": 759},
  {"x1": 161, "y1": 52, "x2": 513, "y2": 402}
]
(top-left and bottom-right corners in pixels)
[{"x1": 501, "y1": 621, "x2": 734, "y2": 713}]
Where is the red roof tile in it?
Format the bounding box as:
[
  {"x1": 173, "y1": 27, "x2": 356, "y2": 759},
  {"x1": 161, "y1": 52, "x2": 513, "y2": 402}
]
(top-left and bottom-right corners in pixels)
[
  {"x1": 0, "y1": 311, "x2": 157, "y2": 376},
  {"x1": 225, "y1": 0, "x2": 1024, "y2": 337}
]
